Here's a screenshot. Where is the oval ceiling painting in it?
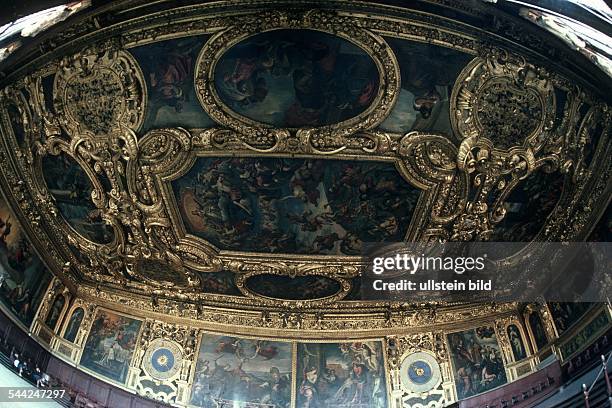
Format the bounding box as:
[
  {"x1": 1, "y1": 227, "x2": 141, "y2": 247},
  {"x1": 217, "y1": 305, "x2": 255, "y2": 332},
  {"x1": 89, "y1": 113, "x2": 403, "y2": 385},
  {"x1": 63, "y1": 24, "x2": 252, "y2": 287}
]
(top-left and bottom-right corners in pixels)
[
  {"x1": 244, "y1": 274, "x2": 342, "y2": 300},
  {"x1": 42, "y1": 153, "x2": 114, "y2": 244},
  {"x1": 214, "y1": 29, "x2": 380, "y2": 127}
]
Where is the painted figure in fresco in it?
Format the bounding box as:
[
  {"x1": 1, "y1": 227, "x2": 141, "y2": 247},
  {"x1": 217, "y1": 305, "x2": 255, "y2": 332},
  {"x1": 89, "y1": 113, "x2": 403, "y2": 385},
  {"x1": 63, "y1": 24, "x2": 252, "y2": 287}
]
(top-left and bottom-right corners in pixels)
[
  {"x1": 63, "y1": 307, "x2": 84, "y2": 343},
  {"x1": 297, "y1": 342, "x2": 387, "y2": 408},
  {"x1": 491, "y1": 169, "x2": 564, "y2": 242},
  {"x1": 148, "y1": 40, "x2": 200, "y2": 114},
  {"x1": 176, "y1": 158, "x2": 418, "y2": 255},
  {"x1": 529, "y1": 312, "x2": 549, "y2": 350},
  {"x1": 216, "y1": 30, "x2": 379, "y2": 127},
  {"x1": 260, "y1": 367, "x2": 290, "y2": 406},
  {"x1": 507, "y1": 325, "x2": 527, "y2": 361},
  {"x1": 45, "y1": 294, "x2": 65, "y2": 330},
  {"x1": 447, "y1": 328, "x2": 507, "y2": 399}
]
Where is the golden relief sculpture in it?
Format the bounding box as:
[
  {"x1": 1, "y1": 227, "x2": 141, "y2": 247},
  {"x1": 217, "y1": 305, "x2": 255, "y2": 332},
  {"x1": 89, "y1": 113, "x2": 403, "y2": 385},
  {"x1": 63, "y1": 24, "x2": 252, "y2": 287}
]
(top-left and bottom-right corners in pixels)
[{"x1": 0, "y1": 1, "x2": 610, "y2": 406}]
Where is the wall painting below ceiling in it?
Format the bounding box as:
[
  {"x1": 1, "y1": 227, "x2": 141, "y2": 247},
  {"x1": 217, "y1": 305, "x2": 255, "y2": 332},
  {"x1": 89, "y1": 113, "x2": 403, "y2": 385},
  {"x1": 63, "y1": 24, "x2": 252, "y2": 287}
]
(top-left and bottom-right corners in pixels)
[
  {"x1": 190, "y1": 334, "x2": 292, "y2": 408},
  {"x1": 447, "y1": 326, "x2": 507, "y2": 399},
  {"x1": 80, "y1": 309, "x2": 142, "y2": 384},
  {"x1": 63, "y1": 307, "x2": 84, "y2": 343},
  {"x1": 507, "y1": 324, "x2": 527, "y2": 361},
  {"x1": 0, "y1": 197, "x2": 52, "y2": 327},
  {"x1": 173, "y1": 157, "x2": 420, "y2": 255},
  {"x1": 296, "y1": 341, "x2": 388, "y2": 408}
]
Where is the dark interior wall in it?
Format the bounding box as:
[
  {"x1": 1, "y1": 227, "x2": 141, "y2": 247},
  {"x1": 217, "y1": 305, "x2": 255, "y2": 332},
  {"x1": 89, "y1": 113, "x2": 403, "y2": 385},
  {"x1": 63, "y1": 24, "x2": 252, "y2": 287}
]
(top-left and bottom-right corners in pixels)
[{"x1": 0, "y1": 310, "x2": 50, "y2": 370}]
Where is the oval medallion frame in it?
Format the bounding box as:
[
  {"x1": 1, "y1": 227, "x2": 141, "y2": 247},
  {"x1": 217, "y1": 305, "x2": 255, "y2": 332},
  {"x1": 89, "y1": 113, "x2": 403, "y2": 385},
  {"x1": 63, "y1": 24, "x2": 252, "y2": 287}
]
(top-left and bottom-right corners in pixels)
[
  {"x1": 195, "y1": 11, "x2": 400, "y2": 142},
  {"x1": 235, "y1": 270, "x2": 350, "y2": 306},
  {"x1": 142, "y1": 338, "x2": 183, "y2": 381}
]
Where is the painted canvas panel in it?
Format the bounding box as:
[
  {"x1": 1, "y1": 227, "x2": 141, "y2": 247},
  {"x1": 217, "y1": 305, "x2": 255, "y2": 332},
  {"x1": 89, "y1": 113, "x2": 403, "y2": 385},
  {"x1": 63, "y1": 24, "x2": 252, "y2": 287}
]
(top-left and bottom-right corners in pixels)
[
  {"x1": 380, "y1": 38, "x2": 472, "y2": 134},
  {"x1": 80, "y1": 309, "x2": 142, "y2": 384},
  {"x1": 44, "y1": 293, "x2": 65, "y2": 330},
  {"x1": 296, "y1": 341, "x2": 387, "y2": 408},
  {"x1": 130, "y1": 36, "x2": 214, "y2": 132},
  {"x1": 491, "y1": 168, "x2": 564, "y2": 242},
  {"x1": 173, "y1": 157, "x2": 420, "y2": 255},
  {"x1": 244, "y1": 274, "x2": 341, "y2": 300},
  {"x1": 190, "y1": 334, "x2": 292, "y2": 408},
  {"x1": 447, "y1": 326, "x2": 507, "y2": 399},
  {"x1": 507, "y1": 325, "x2": 527, "y2": 361},
  {"x1": 549, "y1": 302, "x2": 593, "y2": 335},
  {"x1": 215, "y1": 29, "x2": 379, "y2": 127},
  {"x1": 528, "y1": 312, "x2": 549, "y2": 350},
  {"x1": 63, "y1": 307, "x2": 84, "y2": 343},
  {"x1": 0, "y1": 197, "x2": 52, "y2": 326},
  {"x1": 42, "y1": 153, "x2": 114, "y2": 244},
  {"x1": 200, "y1": 270, "x2": 241, "y2": 296}
]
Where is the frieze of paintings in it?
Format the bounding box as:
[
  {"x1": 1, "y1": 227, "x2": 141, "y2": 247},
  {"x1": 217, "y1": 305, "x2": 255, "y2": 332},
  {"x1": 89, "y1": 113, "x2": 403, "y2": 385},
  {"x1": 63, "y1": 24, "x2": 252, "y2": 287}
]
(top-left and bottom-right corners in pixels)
[
  {"x1": 296, "y1": 341, "x2": 387, "y2": 408},
  {"x1": 559, "y1": 310, "x2": 610, "y2": 360},
  {"x1": 190, "y1": 334, "x2": 292, "y2": 408},
  {"x1": 0, "y1": 196, "x2": 52, "y2": 327},
  {"x1": 447, "y1": 326, "x2": 507, "y2": 399},
  {"x1": 80, "y1": 309, "x2": 142, "y2": 384}
]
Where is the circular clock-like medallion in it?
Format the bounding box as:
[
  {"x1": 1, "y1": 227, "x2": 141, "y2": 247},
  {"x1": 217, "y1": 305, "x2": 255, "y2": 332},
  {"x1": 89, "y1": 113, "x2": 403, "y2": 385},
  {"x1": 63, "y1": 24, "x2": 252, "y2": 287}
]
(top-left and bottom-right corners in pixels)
[
  {"x1": 399, "y1": 351, "x2": 441, "y2": 393},
  {"x1": 142, "y1": 339, "x2": 183, "y2": 380}
]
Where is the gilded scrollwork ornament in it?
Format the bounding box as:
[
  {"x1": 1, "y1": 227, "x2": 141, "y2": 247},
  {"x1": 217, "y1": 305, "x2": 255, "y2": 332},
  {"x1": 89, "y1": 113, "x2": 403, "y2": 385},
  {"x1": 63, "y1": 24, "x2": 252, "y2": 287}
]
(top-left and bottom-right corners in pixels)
[{"x1": 53, "y1": 49, "x2": 147, "y2": 137}]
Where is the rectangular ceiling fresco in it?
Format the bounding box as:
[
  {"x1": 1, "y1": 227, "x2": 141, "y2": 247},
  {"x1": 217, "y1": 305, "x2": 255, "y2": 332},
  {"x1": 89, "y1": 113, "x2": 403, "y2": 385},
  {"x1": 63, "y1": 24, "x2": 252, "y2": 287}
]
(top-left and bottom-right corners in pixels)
[
  {"x1": 80, "y1": 309, "x2": 142, "y2": 384},
  {"x1": 172, "y1": 157, "x2": 420, "y2": 255},
  {"x1": 0, "y1": 195, "x2": 52, "y2": 327}
]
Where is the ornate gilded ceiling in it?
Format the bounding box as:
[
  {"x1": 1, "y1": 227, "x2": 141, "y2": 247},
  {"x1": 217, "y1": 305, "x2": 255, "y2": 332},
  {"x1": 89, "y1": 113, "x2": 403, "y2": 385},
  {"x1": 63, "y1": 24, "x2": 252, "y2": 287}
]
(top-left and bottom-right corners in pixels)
[{"x1": 0, "y1": 1, "x2": 609, "y2": 328}]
